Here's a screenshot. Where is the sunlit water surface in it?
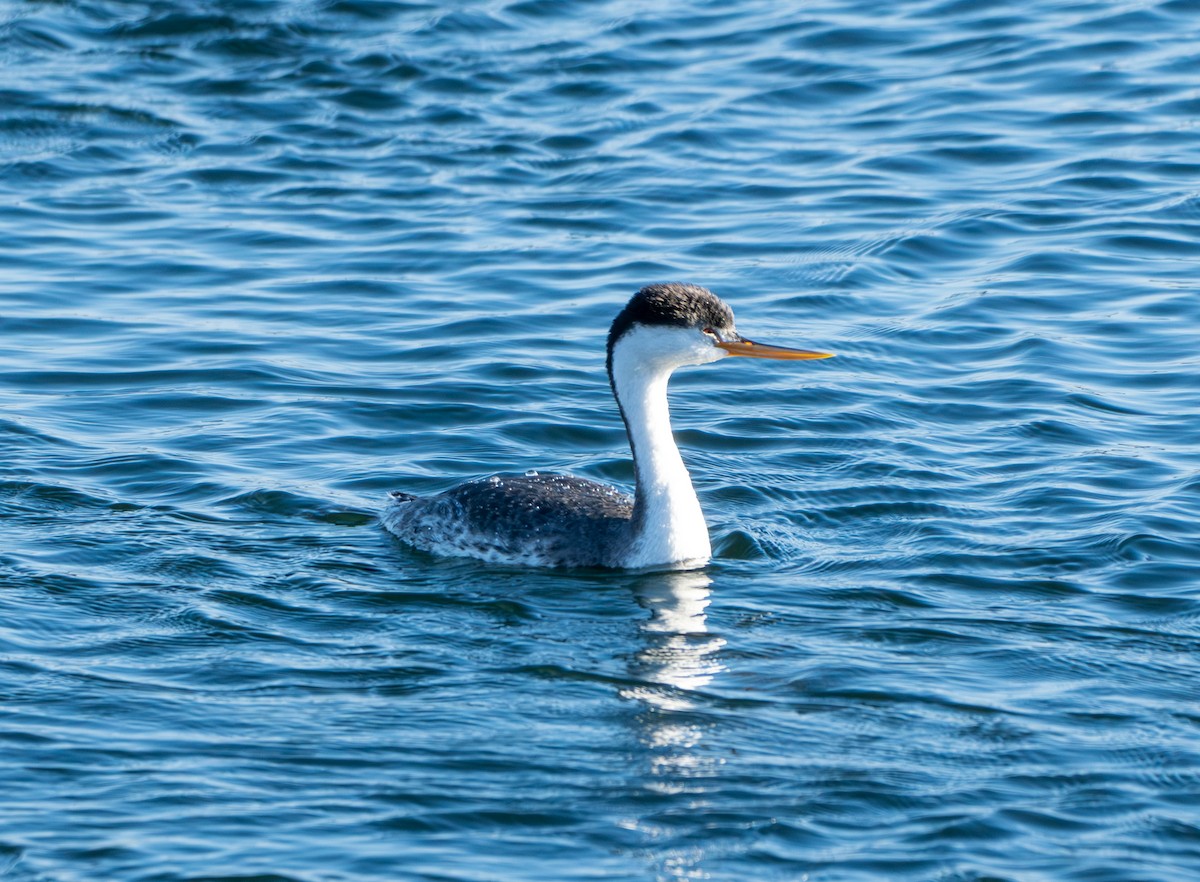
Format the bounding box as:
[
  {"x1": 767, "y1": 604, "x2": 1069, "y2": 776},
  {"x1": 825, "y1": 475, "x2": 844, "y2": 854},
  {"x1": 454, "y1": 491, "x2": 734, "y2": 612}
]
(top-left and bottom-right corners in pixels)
[{"x1": 2, "y1": 1, "x2": 1200, "y2": 880}]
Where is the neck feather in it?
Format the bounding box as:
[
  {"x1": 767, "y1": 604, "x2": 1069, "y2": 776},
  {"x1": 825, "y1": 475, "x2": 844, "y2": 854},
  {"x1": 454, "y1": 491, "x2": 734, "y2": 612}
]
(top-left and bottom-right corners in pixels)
[{"x1": 608, "y1": 328, "x2": 712, "y2": 568}]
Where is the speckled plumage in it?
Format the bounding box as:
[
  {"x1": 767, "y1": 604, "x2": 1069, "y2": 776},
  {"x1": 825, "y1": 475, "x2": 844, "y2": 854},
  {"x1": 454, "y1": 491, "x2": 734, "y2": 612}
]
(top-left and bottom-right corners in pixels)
[{"x1": 382, "y1": 474, "x2": 634, "y2": 568}]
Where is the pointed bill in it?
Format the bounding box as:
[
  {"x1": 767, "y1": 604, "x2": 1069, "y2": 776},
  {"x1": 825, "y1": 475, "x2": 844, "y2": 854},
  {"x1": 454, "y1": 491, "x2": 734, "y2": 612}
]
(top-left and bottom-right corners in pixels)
[{"x1": 715, "y1": 338, "x2": 834, "y2": 360}]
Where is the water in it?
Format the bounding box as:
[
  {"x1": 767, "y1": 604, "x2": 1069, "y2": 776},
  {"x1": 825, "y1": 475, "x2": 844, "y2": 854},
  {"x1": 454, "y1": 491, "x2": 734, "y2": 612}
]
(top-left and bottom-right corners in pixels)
[{"x1": 3, "y1": 0, "x2": 1200, "y2": 879}]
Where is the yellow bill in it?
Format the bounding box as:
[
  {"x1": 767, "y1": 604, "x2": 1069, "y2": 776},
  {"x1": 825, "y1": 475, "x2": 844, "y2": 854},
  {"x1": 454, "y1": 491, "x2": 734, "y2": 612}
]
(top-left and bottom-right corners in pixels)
[{"x1": 715, "y1": 338, "x2": 834, "y2": 360}]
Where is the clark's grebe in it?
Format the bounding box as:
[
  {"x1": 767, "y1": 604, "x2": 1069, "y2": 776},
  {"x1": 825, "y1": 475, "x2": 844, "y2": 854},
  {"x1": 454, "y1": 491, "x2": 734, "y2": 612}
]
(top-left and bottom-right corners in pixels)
[{"x1": 383, "y1": 282, "x2": 832, "y2": 569}]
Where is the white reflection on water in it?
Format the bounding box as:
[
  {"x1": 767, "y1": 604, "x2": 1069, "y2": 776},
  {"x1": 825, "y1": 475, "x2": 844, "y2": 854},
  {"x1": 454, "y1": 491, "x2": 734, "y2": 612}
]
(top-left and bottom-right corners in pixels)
[
  {"x1": 623, "y1": 570, "x2": 729, "y2": 879},
  {"x1": 627, "y1": 569, "x2": 726, "y2": 713}
]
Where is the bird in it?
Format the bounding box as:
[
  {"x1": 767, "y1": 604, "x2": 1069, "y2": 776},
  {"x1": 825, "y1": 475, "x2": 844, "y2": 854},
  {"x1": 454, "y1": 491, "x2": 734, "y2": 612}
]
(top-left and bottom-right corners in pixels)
[{"x1": 382, "y1": 282, "x2": 832, "y2": 569}]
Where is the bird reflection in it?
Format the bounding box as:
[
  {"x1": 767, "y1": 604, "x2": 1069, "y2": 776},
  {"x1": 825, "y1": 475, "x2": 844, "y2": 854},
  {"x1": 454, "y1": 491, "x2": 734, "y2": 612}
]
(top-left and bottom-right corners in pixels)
[
  {"x1": 625, "y1": 569, "x2": 726, "y2": 712},
  {"x1": 622, "y1": 569, "x2": 729, "y2": 879}
]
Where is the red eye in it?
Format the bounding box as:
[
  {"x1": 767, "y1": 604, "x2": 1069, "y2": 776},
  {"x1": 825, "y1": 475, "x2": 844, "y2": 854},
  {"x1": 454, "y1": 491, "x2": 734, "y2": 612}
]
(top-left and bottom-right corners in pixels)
[{"x1": 703, "y1": 327, "x2": 716, "y2": 336}]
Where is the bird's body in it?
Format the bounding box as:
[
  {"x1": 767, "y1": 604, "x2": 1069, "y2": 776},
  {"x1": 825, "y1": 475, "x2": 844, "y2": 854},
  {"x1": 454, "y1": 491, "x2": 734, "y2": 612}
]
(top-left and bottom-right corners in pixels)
[
  {"x1": 383, "y1": 474, "x2": 633, "y2": 567},
  {"x1": 383, "y1": 283, "x2": 831, "y2": 570}
]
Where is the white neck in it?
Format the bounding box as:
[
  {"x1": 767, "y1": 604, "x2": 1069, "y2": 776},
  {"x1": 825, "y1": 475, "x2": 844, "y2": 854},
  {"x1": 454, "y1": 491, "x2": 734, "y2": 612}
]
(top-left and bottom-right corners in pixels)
[{"x1": 610, "y1": 327, "x2": 715, "y2": 568}]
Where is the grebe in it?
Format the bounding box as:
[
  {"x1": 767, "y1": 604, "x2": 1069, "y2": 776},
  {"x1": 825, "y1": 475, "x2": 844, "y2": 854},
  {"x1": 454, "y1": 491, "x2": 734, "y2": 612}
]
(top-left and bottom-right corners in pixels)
[{"x1": 382, "y1": 283, "x2": 832, "y2": 569}]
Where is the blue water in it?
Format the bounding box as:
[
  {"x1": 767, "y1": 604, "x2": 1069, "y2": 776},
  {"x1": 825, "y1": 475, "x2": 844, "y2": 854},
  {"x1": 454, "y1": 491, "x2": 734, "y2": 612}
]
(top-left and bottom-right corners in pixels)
[{"x1": 3, "y1": 1, "x2": 1200, "y2": 879}]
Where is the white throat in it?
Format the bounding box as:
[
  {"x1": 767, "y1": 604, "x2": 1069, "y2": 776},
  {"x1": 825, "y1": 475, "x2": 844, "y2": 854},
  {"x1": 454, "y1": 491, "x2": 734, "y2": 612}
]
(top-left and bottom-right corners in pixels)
[{"x1": 609, "y1": 326, "x2": 724, "y2": 568}]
